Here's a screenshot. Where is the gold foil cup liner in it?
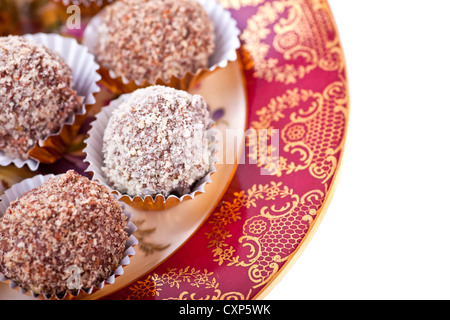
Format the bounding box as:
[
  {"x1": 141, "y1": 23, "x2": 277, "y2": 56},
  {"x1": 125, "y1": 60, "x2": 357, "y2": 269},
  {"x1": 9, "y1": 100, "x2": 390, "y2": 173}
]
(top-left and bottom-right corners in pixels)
[
  {"x1": 0, "y1": 173, "x2": 138, "y2": 300},
  {"x1": 0, "y1": 33, "x2": 101, "y2": 171},
  {"x1": 83, "y1": 93, "x2": 220, "y2": 211},
  {"x1": 82, "y1": 0, "x2": 241, "y2": 95},
  {"x1": 95, "y1": 64, "x2": 225, "y2": 95},
  {"x1": 28, "y1": 108, "x2": 88, "y2": 165}
]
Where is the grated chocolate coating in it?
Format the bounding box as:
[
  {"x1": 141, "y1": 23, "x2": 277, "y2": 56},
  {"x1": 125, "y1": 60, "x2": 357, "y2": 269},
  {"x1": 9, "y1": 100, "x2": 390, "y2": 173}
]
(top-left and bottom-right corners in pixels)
[
  {"x1": 0, "y1": 170, "x2": 129, "y2": 295},
  {"x1": 95, "y1": 0, "x2": 215, "y2": 84},
  {"x1": 102, "y1": 86, "x2": 214, "y2": 197},
  {"x1": 0, "y1": 35, "x2": 83, "y2": 160}
]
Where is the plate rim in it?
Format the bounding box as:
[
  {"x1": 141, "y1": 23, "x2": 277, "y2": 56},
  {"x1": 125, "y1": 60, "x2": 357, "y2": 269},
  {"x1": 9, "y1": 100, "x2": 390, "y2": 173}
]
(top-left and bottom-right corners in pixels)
[
  {"x1": 251, "y1": 0, "x2": 351, "y2": 299},
  {"x1": 101, "y1": 0, "x2": 350, "y2": 300}
]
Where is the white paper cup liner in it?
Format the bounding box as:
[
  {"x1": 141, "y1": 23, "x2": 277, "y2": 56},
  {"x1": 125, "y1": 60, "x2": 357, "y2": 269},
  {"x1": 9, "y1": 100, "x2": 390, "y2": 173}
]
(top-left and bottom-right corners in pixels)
[
  {"x1": 0, "y1": 173, "x2": 138, "y2": 300},
  {"x1": 0, "y1": 33, "x2": 101, "y2": 171},
  {"x1": 83, "y1": 93, "x2": 220, "y2": 211},
  {"x1": 82, "y1": 0, "x2": 241, "y2": 90}
]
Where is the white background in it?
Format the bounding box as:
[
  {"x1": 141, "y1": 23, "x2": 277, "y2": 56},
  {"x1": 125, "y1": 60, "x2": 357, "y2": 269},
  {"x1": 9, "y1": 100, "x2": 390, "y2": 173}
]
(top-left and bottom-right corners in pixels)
[{"x1": 265, "y1": 0, "x2": 450, "y2": 300}]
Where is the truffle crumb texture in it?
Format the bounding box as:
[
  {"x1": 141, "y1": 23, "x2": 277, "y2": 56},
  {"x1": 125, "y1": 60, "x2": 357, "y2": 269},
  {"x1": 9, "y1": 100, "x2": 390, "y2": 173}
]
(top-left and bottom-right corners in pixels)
[
  {"x1": 0, "y1": 170, "x2": 129, "y2": 295},
  {"x1": 0, "y1": 35, "x2": 83, "y2": 160},
  {"x1": 95, "y1": 0, "x2": 215, "y2": 84},
  {"x1": 102, "y1": 85, "x2": 215, "y2": 198}
]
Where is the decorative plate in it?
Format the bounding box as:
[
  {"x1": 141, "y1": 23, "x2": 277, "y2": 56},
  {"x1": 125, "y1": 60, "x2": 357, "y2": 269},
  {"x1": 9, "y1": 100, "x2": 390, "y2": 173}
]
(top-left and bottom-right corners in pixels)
[{"x1": 0, "y1": 0, "x2": 348, "y2": 300}]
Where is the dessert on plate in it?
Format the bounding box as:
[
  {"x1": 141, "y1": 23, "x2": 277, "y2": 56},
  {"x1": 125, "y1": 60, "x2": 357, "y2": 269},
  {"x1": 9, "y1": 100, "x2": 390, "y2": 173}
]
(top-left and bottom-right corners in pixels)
[
  {"x1": 102, "y1": 85, "x2": 216, "y2": 199},
  {"x1": 0, "y1": 170, "x2": 131, "y2": 297},
  {"x1": 0, "y1": 35, "x2": 83, "y2": 161}
]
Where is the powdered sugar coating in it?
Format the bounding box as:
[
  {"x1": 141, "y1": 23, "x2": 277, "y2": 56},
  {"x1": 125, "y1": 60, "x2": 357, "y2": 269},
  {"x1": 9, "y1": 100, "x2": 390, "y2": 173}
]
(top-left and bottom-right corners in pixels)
[
  {"x1": 102, "y1": 86, "x2": 214, "y2": 197},
  {"x1": 95, "y1": 0, "x2": 215, "y2": 84},
  {"x1": 0, "y1": 170, "x2": 129, "y2": 295},
  {"x1": 0, "y1": 36, "x2": 83, "y2": 160}
]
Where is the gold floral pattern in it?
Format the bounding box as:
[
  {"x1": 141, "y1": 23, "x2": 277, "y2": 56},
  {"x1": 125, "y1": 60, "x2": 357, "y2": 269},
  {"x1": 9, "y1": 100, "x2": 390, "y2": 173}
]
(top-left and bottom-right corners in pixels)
[
  {"x1": 126, "y1": 267, "x2": 252, "y2": 300},
  {"x1": 248, "y1": 80, "x2": 348, "y2": 183},
  {"x1": 132, "y1": 220, "x2": 171, "y2": 256},
  {"x1": 206, "y1": 182, "x2": 324, "y2": 288},
  {"x1": 240, "y1": 0, "x2": 344, "y2": 84}
]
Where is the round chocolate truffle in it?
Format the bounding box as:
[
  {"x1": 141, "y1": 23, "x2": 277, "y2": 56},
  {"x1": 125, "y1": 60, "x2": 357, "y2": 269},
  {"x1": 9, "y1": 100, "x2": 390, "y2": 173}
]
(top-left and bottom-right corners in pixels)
[
  {"x1": 0, "y1": 170, "x2": 129, "y2": 296},
  {"x1": 0, "y1": 35, "x2": 83, "y2": 160},
  {"x1": 95, "y1": 0, "x2": 215, "y2": 84},
  {"x1": 102, "y1": 85, "x2": 214, "y2": 197}
]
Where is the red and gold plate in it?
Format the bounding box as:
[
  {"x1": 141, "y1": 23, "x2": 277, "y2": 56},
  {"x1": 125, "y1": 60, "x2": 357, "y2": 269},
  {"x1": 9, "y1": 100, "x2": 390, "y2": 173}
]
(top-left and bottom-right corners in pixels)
[{"x1": 0, "y1": 0, "x2": 349, "y2": 300}]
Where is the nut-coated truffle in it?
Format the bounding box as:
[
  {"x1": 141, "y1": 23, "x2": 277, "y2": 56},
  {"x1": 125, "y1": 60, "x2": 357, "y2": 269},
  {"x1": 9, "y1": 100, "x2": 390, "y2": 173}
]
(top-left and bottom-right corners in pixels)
[
  {"x1": 102, "y1": 86, "x2": 214, "y2": 197},
  {"x1": 0, "y1": 36, "x2": 83, "y2": 160},
  {"x1": 0, "y1": 170, "x2": 129, "y2": 295},
  {"x1": 95, "y1": 0, "x2": 215, "y2": 84}
]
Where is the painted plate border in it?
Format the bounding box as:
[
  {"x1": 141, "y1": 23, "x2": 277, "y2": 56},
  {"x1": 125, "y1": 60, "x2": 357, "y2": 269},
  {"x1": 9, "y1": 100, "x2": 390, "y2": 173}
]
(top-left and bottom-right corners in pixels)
[{"x1": 100, "y1": 0, "x2": 349, "y2": 300}]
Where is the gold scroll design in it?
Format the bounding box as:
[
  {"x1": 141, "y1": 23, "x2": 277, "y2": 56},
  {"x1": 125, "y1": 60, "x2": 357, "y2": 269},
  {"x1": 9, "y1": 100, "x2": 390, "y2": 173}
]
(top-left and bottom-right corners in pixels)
[
  {"x1": 125, "y1": 266, "x2": 252, "y2": 300},
  {"x1": 218, "y1": 0, "x2": 265, "y2": 10},
  {"x1": 206, "y1": 182, "x2": 324, "y2": 289},
  {"x1": 240, "y1": 0, "x2": 344, "y2": 84},
  {"x1": 248, "y1": 80, "x2": 348, "y2": 184}
]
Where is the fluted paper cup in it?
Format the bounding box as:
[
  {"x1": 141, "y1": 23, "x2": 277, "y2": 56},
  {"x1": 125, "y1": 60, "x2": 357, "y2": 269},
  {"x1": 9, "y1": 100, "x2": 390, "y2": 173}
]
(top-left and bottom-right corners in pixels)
[
  {"x1": 0, "y1": 33, "x2": 101, "y2": 171},
  {"x1": 0, "y1": 173, "x2": 138, "y2": 300},
  {"x1": 82, "y1": 0, "x2": 241, "y2": 94}
]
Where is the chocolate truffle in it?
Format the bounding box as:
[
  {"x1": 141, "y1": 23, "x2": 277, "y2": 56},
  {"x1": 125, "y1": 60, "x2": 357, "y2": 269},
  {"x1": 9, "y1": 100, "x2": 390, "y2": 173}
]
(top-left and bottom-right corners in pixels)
[
  {"x1": 0, "y1": 170, "x2": 129, "y2": 295},
  {"x1": 95, "y1": 0, "x2": 215, "y2": 84},
  {"x1": 0, "y1": 35, "x2": 83, "y2": 160},
  {"x1": 102, "y1": 85, "x2": 214, "y2": 197}
]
